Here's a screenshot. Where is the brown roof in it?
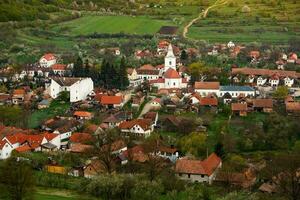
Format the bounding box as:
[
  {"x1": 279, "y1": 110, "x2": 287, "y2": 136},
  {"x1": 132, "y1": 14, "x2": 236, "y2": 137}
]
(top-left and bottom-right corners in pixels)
[
  {"x1": 232, "y1": 67, "x2": 300, "y2": 79},
  {"x1": 70, "y1": 143, "x2": 93, "y2": 153},
  {"x1": 158, "y1": 26, "x2": 178, "y2": 35},
  {"x1": 286, "y1": 102, "x2": 300, "y2": 112},
  {"x1": 143, "y1": 112, "x2": 157, "y2": 121},
  {"x1": 158, "y1": 145, "x2": 177, "y2": 154},
  {"x1": 200, "y1": 96, "x2": 218, "y2": 106},
  {"x1": 52, "y1": 77, "x2": 83, "y2": 86},
  {"x1": 253, "y1": 99, "x2": 273, "y2": 108},
  {"x1": 73, "y1": 111, "x2": 92, "y2": 118},
  {"x1": 231, "y1": 103, "x2": 248, "y2": 111},
  {"x1": 13, "y1": 89, "x2": 25, "y2": 96},
  {"x1": 127, "y1": 68, "x2": 134, "y2": 75},
  {"x1": 119, "y1": 119, "x2": 152, "y2": 131},
  {"x1": 100, "y1": 95, "x2": 123, "y2": 105},
  {"x1": 194, "y1": 82, "x2": 220, "y2": 90},
  {"x1": 51, "y1": 64, "x2": 66, "y2": 70},
  {"x1": 175, "y1": 153, "x2": 221, "y2": 176},
  {"x1": 69, "y1": 132, "x2": 93, "y2": 144}
]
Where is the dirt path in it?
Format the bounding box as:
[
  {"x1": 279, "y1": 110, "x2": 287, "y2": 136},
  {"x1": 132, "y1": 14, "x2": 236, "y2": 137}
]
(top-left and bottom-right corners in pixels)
[{"x1": 182, "y1": 0, "x2": 228, "y2": 39}]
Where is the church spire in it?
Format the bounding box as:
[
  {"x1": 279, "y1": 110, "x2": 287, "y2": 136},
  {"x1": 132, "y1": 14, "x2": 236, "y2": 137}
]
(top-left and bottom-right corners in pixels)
[{"x1": 166, "y1": 44, "x2": 175, "y2": 58}]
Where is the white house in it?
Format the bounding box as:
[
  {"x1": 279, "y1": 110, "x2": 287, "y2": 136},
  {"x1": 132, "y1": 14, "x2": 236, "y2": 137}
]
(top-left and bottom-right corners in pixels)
[
  {"x1": 156, "y1": 145, "x2": 179, "y2": 163},
  {"x1": 257, "y1": 76, "x2": 268, "y2": 86},
  {"x1": 194, "y1": 82, "x2": 220, "y2": 96},
  {"x1": 137, "y1": 65, "x2": 160, "y2": 81},
  {"x1": 227, "y1": 41, "x2": 235, "y2": 48},
  {"x1": 269, "y1": 75, "x2": 280, "y2": 87},
  {"x1": 284, "y1": 77, "x2": 294, "y2": 87},
  {"x1": 218, "y1": 86, "x2": 255, "y2": 98},
  {"x1": 127, "y1": 68, "x2": 142, "y2": 87},
  {"x1": 175, "y1": 153, "x2": 222, "y2": 184},
  {"x1": 48, "y1": 77, "x2": 94, "y2": 102},
  {"x1": 119, "y1": 119, "x2": 153, "y2": 138},
  {"x1": 39, "y1": 53, "x2": 56, "y2": 68}
]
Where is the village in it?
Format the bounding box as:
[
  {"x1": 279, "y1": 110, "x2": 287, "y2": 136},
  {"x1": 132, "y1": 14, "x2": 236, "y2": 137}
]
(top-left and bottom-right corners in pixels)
[{"x1": 0, "y1": 37, "x2": 300, "y2": 199}]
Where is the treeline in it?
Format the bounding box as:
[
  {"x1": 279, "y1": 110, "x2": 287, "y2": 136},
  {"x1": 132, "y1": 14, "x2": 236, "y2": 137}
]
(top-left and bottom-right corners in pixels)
[{"x1": 72, "y1": 56, "x2": 129, "y2": 90}]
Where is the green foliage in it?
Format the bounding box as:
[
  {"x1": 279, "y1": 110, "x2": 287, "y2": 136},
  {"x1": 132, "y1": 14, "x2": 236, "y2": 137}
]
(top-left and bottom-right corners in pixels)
[
  {"x1": 178, "y1": 132, "x2": 207, "y2": 157},
  {"x1": 272, "y1": 86, "x2": 289, "y2": 99},
  {"x1": 0, "y1": 157, "x2": 35, "y2": 200},
  {"x1": 0, "y1": 105, "x2": 24, "y2": 126}
]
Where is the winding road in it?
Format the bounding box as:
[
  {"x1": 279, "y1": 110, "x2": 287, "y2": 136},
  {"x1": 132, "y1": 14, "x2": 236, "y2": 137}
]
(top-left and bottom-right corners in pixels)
[{"x1": 182, "y1": 0, "x2": 228, "y2": 39}]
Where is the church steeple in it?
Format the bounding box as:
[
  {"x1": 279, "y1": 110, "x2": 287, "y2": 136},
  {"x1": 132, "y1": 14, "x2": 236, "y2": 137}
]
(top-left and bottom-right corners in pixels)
[{"x1": 164, "y1": 44, "x2": 176, "y2": 72}]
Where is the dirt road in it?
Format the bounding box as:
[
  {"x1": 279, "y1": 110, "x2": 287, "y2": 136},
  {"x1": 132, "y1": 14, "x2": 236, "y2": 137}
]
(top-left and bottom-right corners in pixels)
[{"x1": 182, "y1": 0, "x2": 228, "y2": 39}]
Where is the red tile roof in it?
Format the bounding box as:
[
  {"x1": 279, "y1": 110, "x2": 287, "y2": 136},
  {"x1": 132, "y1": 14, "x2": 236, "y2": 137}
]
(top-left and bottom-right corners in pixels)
[
  {"x1": 150, "y1": 78, "x2": 165, "y2": 84},
  {"x1": 100, "y1": 96, "x2": 123, "y2": 105},
  {"x1": 231, "y1": 103, "x2": 248, "y2": 111},
  {"x1": 253, "y1": 99, "x2": 273, "y2": 108},
  {"x1": 51, "y1": 64, "x2": 66, "y2": 70},
  {"x1": 42, "y1": 53, "x2": 56, "y2": 61},
  {"x1": 139, "y1": 64, "x2": 155, "y2": 70},
  {"x1": 69, "y1": 132, "x2": 93, "y2": 144},
  {"x1": 70, "y1": 143, "x2": 93, "y2": 153},
  {"x1": 165, "y1": 68, "x2": 180, "y2": 79},
  {"x1": 73, "y1": 111, "x2": 92, "y2": 118},
  {"x1": 200, "y1": 97, "x2": 218, "y2": 106},
  {"x1": 175, "y1": 153, "x2": 221, "y2": 176},
  {"x1": 232, "y1": 67, "x2": 300, "y2": 79},
  {"x1": 119, "y1": 119, "x2": 152, "y2": 131},
  {"x1": 286, "y1": 102, "x2": 300, "y2": 112},
  {"x1": 194, "y1": 82, "x2": 220, "y2": 90},
  {"x1": 15, "y1": 145, "x2": 32, "y2": 153},
  {"x1": 13, "y1": 89, "x2": 25, "y2": 96}
]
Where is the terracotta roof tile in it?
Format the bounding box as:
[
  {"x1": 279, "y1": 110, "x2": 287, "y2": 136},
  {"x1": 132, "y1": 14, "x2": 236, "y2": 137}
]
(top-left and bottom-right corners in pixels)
[
  {"x1": 69, "y1": 132, "x2": 93, "y2": 144},
  {"x1": 253, "y1": 99, "x2": 273, "y2": 108},
  {"x1": 100, "y1": 96, "x2": 123, "y2": 105},
  {"x1": 194, "y1": 82, "x2": 220, "y2": 90},
  {"x1": 231, "y1": 103, "x2": 248, "y2": 111},
  {"x1": 73, "y1": 111, "x2": 92, "y2": 118},
  {"x1": 165, "y1": 68, "x2": 180, "y2": 79}
]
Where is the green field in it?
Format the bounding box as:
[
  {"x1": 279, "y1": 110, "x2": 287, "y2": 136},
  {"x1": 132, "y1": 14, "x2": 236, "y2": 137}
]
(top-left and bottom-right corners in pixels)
[
  {"x1": 53, "y1": 15, "x2": 175, "y2": 35},
  {"x1": 187, "y1": 0, "x2": 300, "y2": 43}
]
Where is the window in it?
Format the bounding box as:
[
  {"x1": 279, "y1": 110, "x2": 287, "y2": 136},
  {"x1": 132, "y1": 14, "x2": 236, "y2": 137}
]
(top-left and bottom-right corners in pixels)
[
  {"x1": 201, "y1": 175, "x2": 205, "y2": 178},
  {"x1": 173, "y1": 82, "x2": 175, "y2": 86},
  {"x1": 179, "y1": 173, "x2": 182, "y2": 177},
  {"x1": 188, "y1": 174, "x2": 191, "y2": 178},
  {"x1": 169, "y1": 61, "x2": 172, "y2": 65}
]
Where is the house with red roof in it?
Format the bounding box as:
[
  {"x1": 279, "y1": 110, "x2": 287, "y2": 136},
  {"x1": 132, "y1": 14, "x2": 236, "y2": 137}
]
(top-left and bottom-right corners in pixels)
[
  {"x1": 12, "y1": 89, "x2": 26, "y2": 105},
  {"x1": 73, "y1": 111, "x2": 93, "y2": 120},
  {"x1": 100, "y1": 95, "x2": 124, "y2": 108},
  {"x1": 51, "y1": 64, "x2": 67, "y2": 76},
  {"x1": 194, "y1": 82, "x2": 220, "y2": 96},
  {"x1": 175, "y1": 153, "x2": 222, "y2": 184},
  {"x1": 39, "y1": 53, "x2": 57, "y2": 68},
  {"x1": 119, "y1": 119, "x2": 153, "y2": 137}
]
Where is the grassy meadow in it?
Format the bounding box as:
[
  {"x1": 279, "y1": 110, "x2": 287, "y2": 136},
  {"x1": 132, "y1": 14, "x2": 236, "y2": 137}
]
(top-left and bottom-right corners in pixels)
[
  {"x1": 187, "y1": 0, "x2": 300, "y2": 43},
  {"x1": 52, "y1": 15, "x2": 175, "y2": 35}
]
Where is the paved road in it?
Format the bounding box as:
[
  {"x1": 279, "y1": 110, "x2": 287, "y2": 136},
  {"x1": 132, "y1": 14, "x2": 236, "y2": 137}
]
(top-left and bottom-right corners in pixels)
[{"x1": 182, "y1": 0, "x2": 228, "y2": 39}]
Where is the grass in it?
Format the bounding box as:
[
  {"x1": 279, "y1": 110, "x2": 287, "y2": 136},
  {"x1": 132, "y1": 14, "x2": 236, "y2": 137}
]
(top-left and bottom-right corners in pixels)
[
  {"x1": 187, "y1": 0, "x2": 300, "y2": 43},
  {"x1": 28, "y1": 100, "x2": 70, "y2": 129},
  {"x1": 35, "y1": 187, "x2": 95, "y2": 200},
  {"x1": 52, "y1": 15, "x2": 176, "y2": 35}
]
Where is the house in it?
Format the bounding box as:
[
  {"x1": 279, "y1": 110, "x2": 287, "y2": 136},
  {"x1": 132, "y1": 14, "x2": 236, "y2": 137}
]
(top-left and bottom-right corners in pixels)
[
  {"x1": 269, "y1": 74, "x2": 280, "y2": 87},
  {"x1": 84, "y1": 159, "x2": 106, "y2": 178},
  {"x1": 143, "y1": 111, "x2": 159, "y2": 127},
  {"x1": 100, "y1": 95, "x2": 124, "y2": 108},
  {"x1": 127, "y1": 68, "x2": 142, "y2": 87},
  {"x1": 227, "y1": 41, "x2": 235, "y2": 48},
  {"x1": 43, "y1": 118, "x2": 80, "y2": 147},
  {"x1": 119, "y1": 119, "x2": 153, "y2": 137},
  {"x1": 157, "y1": 40, "x2": 170, "y2": 55},
  {"x1": 51, "y1": 64, "x2": 67, "y2": 76},
  {"x1": 150, "y1": 98, "x2": 162, "y2": 110},
  {"x1": 132, "y1": 93, "x2": 145, "y2": 108},
  {"x1": 287, "y1": 53, "x2": 298, "y2": 63},
  {"x1": 194, "y1": 82, "x2": 220, "y2": 96},
  {"x1": 162, "y1": 116, "x2": 181, "y2": 132},
  {"x1": 73, "y1": 111, "x2": 93, "y2": 120},
  {"x1": 189, "y1": 93, "x2": 202, "y2": 105},
  {"x1": 257, "y1": 76, "x2": 268, "y2": 86},
  {"x1": 199, "y1": 95, "x2": 218, "y2": 107},
  {"x1": 284, "y1": 77, "x2": 294, "y2": 87},
  {"x1": 156, "y1": 145, "x2": 179, "y2": 163},
  {"x1": 107, "y1": 139, "x2": 127, "y2": 155},
  {"x1": 286, "y1": 102, "x2": 300, "y2": 114},
  {"x1": 157, "y1": 26, "x2": 179, "y2": 38},
  {"x1": 0, "y1": 93, "x2": 11, "y2": 105},
  {"x1": 222, "y1": 92, "x2": 232, "y2": 104},
  {"x1": 12, "y1": 89, "x2": 26, "y2": 105},
  {"x1": 69, "y1": 132, "x2": 93, "y2": 145},
  {"x1": 102, "y1": 111, "x2": 132, "y2": 129},
  {"x1": 219, "y1": 86, "x2": 255, "y2": 98},
  {"x1": 249, "y1": 51, "x2": 260, "y2": 59},
  {"x1": 39, "y1": 53, "x2": 56, "y2": 68},
  {"x1": 38, "y1": 99, "x2": 51, "y2": 109},
  {"x1": 48, "y1": 77, "x2": 94, "y2": 102},
  {"x1": 252, "y1": 99, "x2": 273, "y2": 113},
  {"x1": 70, "y1": 143, "x2": 93, "y2": 153},
  {"x1": 232, "y1": 103, "x2": 248, "y2": 116},
  {"x1": 175, "y1": 153, "x2": 222, "y2": 184},
  {"x1": 120, "y1": 145, "x2": 148, "y2": 164},
  {"x1": 137, "y1": 64, "x2": 160, "y2": 81}
]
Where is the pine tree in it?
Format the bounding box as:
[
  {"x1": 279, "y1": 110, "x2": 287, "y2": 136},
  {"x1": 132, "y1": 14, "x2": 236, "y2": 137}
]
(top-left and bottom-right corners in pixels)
[
  {"x1": 73, "y1": 56, "x2": 84, "y2": 77},
  {"x1": 119, "y1": 56, "x2": 129, "y2": 90}
]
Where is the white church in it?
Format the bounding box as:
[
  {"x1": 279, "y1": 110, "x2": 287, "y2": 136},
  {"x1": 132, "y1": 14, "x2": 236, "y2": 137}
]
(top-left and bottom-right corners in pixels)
[{"x1": 149, "y1": 44, "x2": 189, "y2": 89}]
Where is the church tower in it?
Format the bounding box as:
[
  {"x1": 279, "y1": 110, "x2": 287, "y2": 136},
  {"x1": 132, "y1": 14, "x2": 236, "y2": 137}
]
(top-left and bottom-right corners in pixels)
[{"x1": 164, "y1": 44, "x2": 176, "y2": 72}]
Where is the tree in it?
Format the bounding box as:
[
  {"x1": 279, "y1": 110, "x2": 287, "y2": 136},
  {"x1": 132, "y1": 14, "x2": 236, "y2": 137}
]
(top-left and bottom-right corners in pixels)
[
  {"x1": 188, "y1": 62, "x2": 208, "y2": 82},
  {"x1": 73, "y1": 56, "x2": 84, "y2": 77},
  {"x1": 119, "y1": 56, "x2": 129, "y2": 90},
  {"x1": 180, "y1": 50, "x2": 188, "y2": 62},
  {"x1": 214, "y1": 142, "x2": 226, "y2": 159},
  {"x1": 131, "y1": 179, "x2": 163, "y2": 200},
  {"x1": 273, "y1": 86, "x2": 289, "y2": 99},
  {"x1": 178, "y1": 132, "x2": 207, "y2": 157},
  {"x1": 0, "y1": 157, "x2": 35, "y2": 200},
  {"x1": 262, "y1": 154, "x2": 300, "y2": 200}
]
